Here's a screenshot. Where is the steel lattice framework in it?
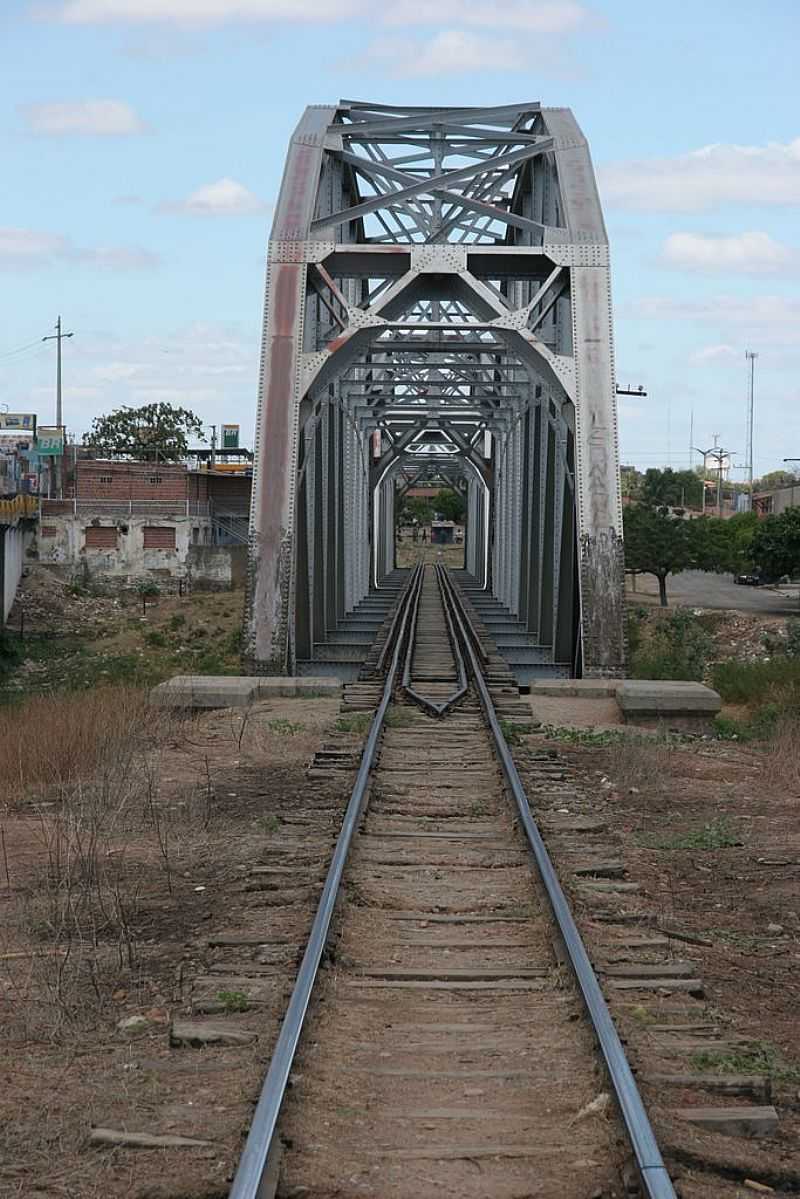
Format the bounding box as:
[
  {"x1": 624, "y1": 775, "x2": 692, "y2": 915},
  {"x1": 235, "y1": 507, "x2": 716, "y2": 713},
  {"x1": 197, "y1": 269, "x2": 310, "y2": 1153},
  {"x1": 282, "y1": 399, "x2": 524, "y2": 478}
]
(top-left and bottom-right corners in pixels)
[{"x1": 246, "y1": 100, "x2": 625, "y2": 678}]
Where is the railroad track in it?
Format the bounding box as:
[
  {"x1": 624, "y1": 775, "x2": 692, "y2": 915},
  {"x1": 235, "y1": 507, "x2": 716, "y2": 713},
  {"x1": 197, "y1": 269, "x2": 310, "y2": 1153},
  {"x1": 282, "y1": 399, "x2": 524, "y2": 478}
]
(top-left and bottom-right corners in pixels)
[{"x1": 231, "y1": 564, "x2": 675, "y2": 1199}]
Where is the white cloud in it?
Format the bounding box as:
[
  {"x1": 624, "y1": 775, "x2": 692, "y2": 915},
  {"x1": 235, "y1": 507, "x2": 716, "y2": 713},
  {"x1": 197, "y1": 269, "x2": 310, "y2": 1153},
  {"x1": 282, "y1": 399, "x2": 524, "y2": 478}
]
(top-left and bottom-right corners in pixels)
[
  {"x1": 662, "y1": 231, "x2": 800, "y2": 276},
  {"x1": 0, "y1": 227, "x2": 159, "y2": 271},
  {"x1": 688, "y1": 344, "x2": 738, "y2": 365},
  {"x1": 42, "y1": 0, "x2": 365, "y2": 25},
  {"x1": 0, "y1": 228, "x2": 68, "y2": 261},
  {"x1": 42, "y1": 0, "x2": 590, "y2": 29},
  {"x1": 384, "y1": 1, "x2": 591, "y2": 33},
  {"x1": 599, "y1": 138, "x2": 800, "y2": 211},
  {"x1": 358, "y1": 30, "x2": 530, "y2": 78},
  {"x1": 19, "y1": 98, "x2": 146, "y2": 136},
  {"x1": 160, "y1": 177, "x2": 267, "y2": 216},
  {"x1": 631, "y1": 294, "x2": 800, "y2": 349},
  {"x1": 12, "y1": 322, "x2": 258, "y2": 442},
  {"x1": 76, "y1": 245, "x2": 161, "y2": 270}
]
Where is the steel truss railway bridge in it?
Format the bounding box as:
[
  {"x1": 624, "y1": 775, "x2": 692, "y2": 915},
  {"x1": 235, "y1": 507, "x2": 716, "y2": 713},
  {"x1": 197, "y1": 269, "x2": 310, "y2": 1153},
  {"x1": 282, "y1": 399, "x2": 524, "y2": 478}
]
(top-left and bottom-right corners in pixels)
[{"x1": 245, "y1": 100, "x2": 625, "y2": 682}]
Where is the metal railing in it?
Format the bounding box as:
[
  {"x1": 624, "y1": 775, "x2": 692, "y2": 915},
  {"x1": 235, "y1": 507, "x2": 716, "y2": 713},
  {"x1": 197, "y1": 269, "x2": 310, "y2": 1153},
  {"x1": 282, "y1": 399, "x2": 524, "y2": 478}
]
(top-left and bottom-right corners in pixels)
[{"x1": 40, "y1": 498, "x2": 213, "y2": 517}]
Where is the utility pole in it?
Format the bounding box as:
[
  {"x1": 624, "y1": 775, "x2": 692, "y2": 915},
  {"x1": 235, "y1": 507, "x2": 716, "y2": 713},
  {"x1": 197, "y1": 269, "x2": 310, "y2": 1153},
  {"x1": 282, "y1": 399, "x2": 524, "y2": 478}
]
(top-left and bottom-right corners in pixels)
[
  {"x1": 693, "y1": 442, "x2": 735, "y2": 518},
  {"x1": 42, "y1": 316, "x2": 73, "y2": 499},
  {"x1": 746, "y1": 351, "x2": 758, "y2": 511},
  {"x1": 210, "y1": 424, "x2": 217, "y2": 470}
]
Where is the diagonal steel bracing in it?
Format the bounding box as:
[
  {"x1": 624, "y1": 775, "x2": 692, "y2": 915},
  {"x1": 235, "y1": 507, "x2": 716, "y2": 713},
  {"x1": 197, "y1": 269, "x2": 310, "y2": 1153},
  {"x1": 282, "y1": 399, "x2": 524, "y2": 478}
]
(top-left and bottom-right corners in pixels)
[{"x1": 246, "y1": 100, "x2": 624, "y2": 679}]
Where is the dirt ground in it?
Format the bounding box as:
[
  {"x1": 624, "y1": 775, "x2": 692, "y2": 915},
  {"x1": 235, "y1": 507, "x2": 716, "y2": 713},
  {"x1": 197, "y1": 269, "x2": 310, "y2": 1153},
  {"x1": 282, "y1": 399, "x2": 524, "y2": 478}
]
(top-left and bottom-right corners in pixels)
[
  {"x1": 396, "y1": 540, "x2": 465, "y2": 570},
  {"x1": 515, "y1": 700, "x2": 800, "y2": 1196},
  {"x1": 2, "y1": 564, "x2": 246, "y2": 698},
  {"x1": 0, "y1": 695, "x2": 351, "y2": 1199}
]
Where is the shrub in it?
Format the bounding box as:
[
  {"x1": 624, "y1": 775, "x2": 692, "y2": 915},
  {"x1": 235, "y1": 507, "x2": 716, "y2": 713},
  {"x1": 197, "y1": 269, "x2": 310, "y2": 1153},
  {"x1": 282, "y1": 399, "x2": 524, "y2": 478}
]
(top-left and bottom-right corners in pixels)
[
  {"x1": 0, "y1": 628, "x2": 22, "y2": 677},
  {"x1": 712, "y1": 657, "x2": 800, "y2": 705},
  {"x1": 625, "y1": 607, "x2": 648, "y2": 658},
  {"x1": 630, "y1": 608, "x2": 711, "y2": 681},
  {"x1": 786, "y1": 617, "x2": 800, "y2": 658}
]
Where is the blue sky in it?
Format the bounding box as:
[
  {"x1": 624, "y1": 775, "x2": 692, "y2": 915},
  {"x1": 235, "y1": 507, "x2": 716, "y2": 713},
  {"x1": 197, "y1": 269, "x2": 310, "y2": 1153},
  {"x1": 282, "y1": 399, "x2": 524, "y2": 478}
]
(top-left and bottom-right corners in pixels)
[{"x1": 2, "y1": 0, "x2": 799, "y2": 479}]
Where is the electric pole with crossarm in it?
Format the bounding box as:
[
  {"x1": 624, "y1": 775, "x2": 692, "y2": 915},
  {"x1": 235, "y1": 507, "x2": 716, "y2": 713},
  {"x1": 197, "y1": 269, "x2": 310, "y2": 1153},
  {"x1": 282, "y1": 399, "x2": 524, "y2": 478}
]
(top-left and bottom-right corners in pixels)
[{"x1": 42, "y1": 316, "x2": 73, "y2": 498}]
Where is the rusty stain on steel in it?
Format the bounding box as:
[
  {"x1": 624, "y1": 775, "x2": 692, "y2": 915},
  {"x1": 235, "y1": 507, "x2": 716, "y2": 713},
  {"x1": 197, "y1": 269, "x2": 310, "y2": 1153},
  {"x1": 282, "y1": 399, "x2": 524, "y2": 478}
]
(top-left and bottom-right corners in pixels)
[
  {"x1": 273, "y1": 144, "x2": 318, "y2": 240},
  {"x1": 254, "y1": 262, "x2": 301, "y2": 666},
  {"x1": 326, "y1": 329, "x2": 356, "y2": 355}
]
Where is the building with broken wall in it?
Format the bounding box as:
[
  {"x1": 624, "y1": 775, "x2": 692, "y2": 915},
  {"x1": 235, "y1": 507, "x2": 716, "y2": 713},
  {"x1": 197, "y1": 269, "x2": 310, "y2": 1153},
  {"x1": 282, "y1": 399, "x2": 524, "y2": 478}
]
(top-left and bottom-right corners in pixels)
[{"x1": 35, "y1": 458, "x2": 251, "y2": 591}]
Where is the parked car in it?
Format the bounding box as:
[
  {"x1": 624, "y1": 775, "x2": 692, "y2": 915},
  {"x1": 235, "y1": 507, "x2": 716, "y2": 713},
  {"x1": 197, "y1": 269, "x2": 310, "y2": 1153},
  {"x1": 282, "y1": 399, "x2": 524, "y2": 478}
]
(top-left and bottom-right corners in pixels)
[{"x1": 734, "y1": 573, "x2": 781, "y2": 586}]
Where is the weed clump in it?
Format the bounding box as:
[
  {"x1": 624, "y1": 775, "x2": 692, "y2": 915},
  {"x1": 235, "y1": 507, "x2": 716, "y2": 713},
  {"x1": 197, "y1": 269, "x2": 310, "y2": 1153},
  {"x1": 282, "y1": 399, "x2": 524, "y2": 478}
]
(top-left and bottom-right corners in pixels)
[
  {"x1": 335, "y1": 712, "x2": 371, "y2": 734},
  {"x1": 712, "y1": 657, "x2": 800, "y2": 706},
  {"x1": 640, "y1": 816, "x2": 741, "y2": 851},
  {"x1": 265, "y1": 718, "x2": 305, "y2": 736},
  {"x1": 628, "y1": 608, "x2": 711, "y2": 682},
  {"x1": 691, "y1": 1042, "x2": 800, "y2": 1084},
  {"x1": 217, "y1": 989, "x2": 249, "y2": 1013}
]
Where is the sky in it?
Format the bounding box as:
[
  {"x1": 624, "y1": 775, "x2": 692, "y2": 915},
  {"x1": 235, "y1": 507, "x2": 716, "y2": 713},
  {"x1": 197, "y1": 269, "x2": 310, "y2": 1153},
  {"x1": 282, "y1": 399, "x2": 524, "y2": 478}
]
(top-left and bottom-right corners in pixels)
[{"x1": 1, "y1": 0, "x2": 799, "y2": 480}]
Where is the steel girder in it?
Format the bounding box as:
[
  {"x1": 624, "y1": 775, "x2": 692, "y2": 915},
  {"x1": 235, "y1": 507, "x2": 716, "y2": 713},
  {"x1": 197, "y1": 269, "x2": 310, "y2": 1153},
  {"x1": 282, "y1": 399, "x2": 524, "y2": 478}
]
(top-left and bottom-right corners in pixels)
[{"x1": 246, "y1": 100, "x2": 624, "y2": 677}]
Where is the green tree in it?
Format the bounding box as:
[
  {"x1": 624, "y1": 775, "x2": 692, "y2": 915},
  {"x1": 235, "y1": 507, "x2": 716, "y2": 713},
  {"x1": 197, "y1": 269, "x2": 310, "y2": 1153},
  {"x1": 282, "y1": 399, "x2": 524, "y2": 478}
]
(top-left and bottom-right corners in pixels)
[
  {"x1": 749, "y1": 508, "x2": 800, "y2": 579},
  {"x1": 623, "y1": 504, "x2": 693, "y2": 606},
  {"x1": 433, "y1": 488, "x2": 466, "y2": 523},
  {"x1": 620, "y1": 466, "x2": 643, "y2": 500},
  {"x1": 641, "y1": 467, "x2": 703, "y2": 509},
  {"x1": 83, "y1": 402, "x2": 204, "y2": 461},
  {"x1": 400, "y1": 496, "x2": 434, "y2": 525},
  {"x1": 754, "y1": 469, "x2": 799, "y2": 492}
]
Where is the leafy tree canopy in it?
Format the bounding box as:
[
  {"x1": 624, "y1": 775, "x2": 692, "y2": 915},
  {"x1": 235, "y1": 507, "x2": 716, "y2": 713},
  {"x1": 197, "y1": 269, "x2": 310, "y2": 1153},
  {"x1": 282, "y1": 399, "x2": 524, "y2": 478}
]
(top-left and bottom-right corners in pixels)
[
  {"x1": 399, "y1": 496, "x2": 434, "y2": 525},
  {"x1": 749, "y1": 508, "x2": 800, "y2": 579},
  {"x1": 83, "y1": 402, "x2": 204, "y2": 462},
  {"x1": 623, "y1": 504, "x2": 693, "y2": 606},
  {"x1": 433, "y1": 488, "x2": 466, "y2": 523},
  {"x1": 620, "y1": 466, "x2": 644, "y2": 499},
  {"x1": 753, "y1": 469, "x2": 799, "y2": 492},
  {"x1": 641, "y1": 467, "x2": 703, "y2": 509}
]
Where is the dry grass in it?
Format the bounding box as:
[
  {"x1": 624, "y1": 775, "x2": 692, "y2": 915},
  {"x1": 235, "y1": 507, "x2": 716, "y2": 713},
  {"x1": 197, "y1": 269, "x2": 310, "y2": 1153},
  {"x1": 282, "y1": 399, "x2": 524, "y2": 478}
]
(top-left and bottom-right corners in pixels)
[
  {"x1": 0, "y1": 687, "x2": 175, "y2": 803},
  {"x1": 762, "y1": 717, "x2": 800, "y2": 791},
  {"x1": 0, "y1": 687, "x2": 198, "y2": 1040},
  {"x1": 604, "y1": 737, "x2": 677, "y2": 793}
]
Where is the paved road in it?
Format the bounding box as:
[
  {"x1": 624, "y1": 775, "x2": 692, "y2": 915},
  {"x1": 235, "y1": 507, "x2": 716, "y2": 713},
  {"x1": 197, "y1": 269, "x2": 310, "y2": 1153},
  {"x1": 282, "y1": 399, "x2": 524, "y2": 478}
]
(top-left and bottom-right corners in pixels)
[{"x1": 629, "y1": 570, "x2": 800, "y2": 614}]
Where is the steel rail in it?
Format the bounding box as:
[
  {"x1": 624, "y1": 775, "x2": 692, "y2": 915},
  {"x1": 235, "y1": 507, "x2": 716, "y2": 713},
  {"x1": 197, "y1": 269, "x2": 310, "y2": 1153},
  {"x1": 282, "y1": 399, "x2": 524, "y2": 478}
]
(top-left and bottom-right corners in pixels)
[
  {"x1": 437, "y1": 565, "x2": 677, "y2": 1199},
  {"x1": 228, "y1": 563, "x2": 423, "y2": 1199},
  {"x1": 373, "y1": 567, "x2": 414, "y2": 677},
  {"x1": 401, "y1": 562, "x2": 468, "y2": 716}
]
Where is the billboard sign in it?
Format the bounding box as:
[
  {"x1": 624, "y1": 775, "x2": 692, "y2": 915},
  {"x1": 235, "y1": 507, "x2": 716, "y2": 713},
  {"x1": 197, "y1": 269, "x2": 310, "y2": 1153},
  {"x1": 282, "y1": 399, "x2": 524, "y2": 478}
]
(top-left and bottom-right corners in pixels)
[
  {"x1": 0, "y1": 413, "x2": 36, "y2": 432},
  {"x1": 221, "y1": 423, "x2": 240, "y2": 450},
  {"x1": 37, "y1": 426, "x2": 65, "y2": 456}
]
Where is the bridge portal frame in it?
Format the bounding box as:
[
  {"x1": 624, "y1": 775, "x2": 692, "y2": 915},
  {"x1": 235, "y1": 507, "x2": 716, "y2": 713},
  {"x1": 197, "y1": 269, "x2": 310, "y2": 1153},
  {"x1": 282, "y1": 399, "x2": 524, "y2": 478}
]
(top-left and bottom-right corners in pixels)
[{"x1": 246, "y1": 101, "x2": 625, "y2": 678}]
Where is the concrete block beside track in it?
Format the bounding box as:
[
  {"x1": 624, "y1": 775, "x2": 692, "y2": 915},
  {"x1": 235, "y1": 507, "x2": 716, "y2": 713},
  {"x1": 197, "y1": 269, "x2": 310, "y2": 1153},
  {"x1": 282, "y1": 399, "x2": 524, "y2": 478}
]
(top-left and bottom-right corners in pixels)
[
  {"x1": 150, "y1": 675, "x2": 261, "y2": 708},
  {"x1": 150, "y1": 674, "x2": 342, "y2": 709},
  {"x1": 530, "y1": 679, "x2": 621, "y2": 698},
  {"x1": 617, "y1": 680, "x2": 721, "y2": 730}
]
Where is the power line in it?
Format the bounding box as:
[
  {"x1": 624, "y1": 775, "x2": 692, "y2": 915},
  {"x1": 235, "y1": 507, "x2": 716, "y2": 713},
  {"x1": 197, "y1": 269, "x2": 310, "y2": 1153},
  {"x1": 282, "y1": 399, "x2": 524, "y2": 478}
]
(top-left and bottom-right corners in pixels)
[{"x1": 0, "y1": 338, "x2": 46, "y2": 361}]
